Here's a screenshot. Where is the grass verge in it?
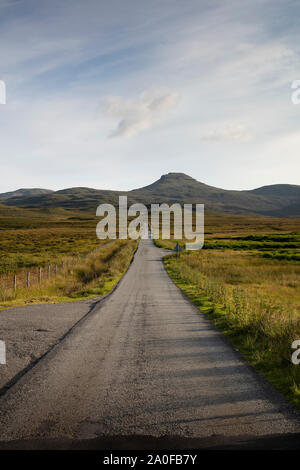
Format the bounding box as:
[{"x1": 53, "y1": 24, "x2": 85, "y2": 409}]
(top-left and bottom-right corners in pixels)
[
  {"x1": 0, "y1": 240, "x2": 138, "y2": 310},
  {"x1": 164, "y1": 251, "x2": 300, "y2": 411}
]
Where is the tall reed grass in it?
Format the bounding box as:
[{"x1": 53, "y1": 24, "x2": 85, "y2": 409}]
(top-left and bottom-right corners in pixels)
[{"x1": 0, "y1": 240, "x2": 138, "y2": 308}]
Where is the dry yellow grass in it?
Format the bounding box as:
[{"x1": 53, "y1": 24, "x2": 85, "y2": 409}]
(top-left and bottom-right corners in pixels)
[
  {"x1": 157, "y1": 214, "x2": 300, "y2": 408},
  {"x1": 0, "y1": 240, "x2": 138, "y2": 309},
  {"x1": 182, "y1": 249, "x2": 300, "y2": 310}
]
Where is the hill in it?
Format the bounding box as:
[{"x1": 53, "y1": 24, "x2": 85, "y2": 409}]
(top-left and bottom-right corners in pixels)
[
  {"x1": 0, "y1": 173, "x2": 299, "y2": 217},
  {"x1": 0, "y1": 188, "x2": 54, "y2": 200},
  {"x1": 130, "y1": 173, "x2": 300, "y2": 217}
]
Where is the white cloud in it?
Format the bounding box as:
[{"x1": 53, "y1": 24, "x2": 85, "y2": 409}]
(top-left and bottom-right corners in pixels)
[{"x1": 104, "y1": 87, "x2": 179, "y2": 138}]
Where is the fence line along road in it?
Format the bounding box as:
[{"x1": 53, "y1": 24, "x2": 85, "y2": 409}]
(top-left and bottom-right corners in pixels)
[{"x1": 0, "y1": 240, "x2": 115, "y2": 292}]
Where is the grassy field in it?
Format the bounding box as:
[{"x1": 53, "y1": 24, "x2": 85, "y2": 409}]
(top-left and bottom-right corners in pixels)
[
  {"x1": 0, "y1": 205, "x2": 101, "y2": 272},
  {"x1": 0, "y1": 227, "x2": 107, "y2": 275},
  {"x1": 0, "y1": 207, "x2": 137, "y2": 309},
  {"x1": 0, "y1": 239, "x2": 138, "y2": 309},
  {"x1": 156, "y1": 214, "x2": 300, "y2": 409}
]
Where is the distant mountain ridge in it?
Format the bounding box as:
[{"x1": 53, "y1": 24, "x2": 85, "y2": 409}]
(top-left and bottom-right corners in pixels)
[
  {"x1": 0, "y1": 188, "x2": 54, "y2": 200},
  {"x1": 0, "y1": 173, "x2": 299, "y2": 217}
]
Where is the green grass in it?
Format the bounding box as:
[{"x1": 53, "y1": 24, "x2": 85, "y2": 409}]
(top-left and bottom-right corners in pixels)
[
  {"x1": 0, "y1": 240, "x2": 138, "y2": 310},
  {"x1": 164, "y1": 250, "x2": 300, "y2": 410},
  {"x1": 0, "y1": 204, "x2": 111, "y2": 275},
  {"x1": 0, "y1": 207, "x2": 137, "y2": 308},
  {"x1": 0, "y1": 228, "x2": 109, "y2": 275},
  {"x1": 154, "y1": 216, "x2": 300, "y2": 410}
]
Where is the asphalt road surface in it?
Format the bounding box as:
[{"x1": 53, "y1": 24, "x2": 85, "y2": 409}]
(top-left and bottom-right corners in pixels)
[{"x1": 0, "y1": 239, "x2": 300, "y2": 450}]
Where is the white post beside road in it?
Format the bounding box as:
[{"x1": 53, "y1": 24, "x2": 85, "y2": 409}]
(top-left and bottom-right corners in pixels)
[{"x1": 0, "y1": 340, "x2": 6, "y2": 365}]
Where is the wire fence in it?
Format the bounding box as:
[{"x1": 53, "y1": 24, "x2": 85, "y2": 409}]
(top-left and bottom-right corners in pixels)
[
  {"x1": 0, "y1": 259, "x2": 77, "y2": 292},
  {"x1": 0, "y1": 241, "x2": 115, "y2": 293}
]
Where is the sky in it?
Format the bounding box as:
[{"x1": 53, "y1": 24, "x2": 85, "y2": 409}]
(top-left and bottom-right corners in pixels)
[{"x1": 0, "y1": 0, "x2": 300, "y2": 192}]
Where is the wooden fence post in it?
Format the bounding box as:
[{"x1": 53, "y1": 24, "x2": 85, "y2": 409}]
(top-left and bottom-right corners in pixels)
[
  {"x1": 48, "y1": 265, "x2": 51, "y2": 279},
  {"x1": 27, "y1": 271, "x2": 30, "y2": 288},
  {"x1": 38, "y1": 267, "x2": 42, "y2": 284},
  {"x1": 54, "y1": 264, "x2": 57, "y2": 277},
  {"x1": 13, "y1": 274, "x2": 17, "y2": 292}
]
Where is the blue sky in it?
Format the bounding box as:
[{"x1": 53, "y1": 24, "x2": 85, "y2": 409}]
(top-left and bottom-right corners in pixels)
[{"x1": 0, "y1": 0, "x2": 299, "y2": 192}]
